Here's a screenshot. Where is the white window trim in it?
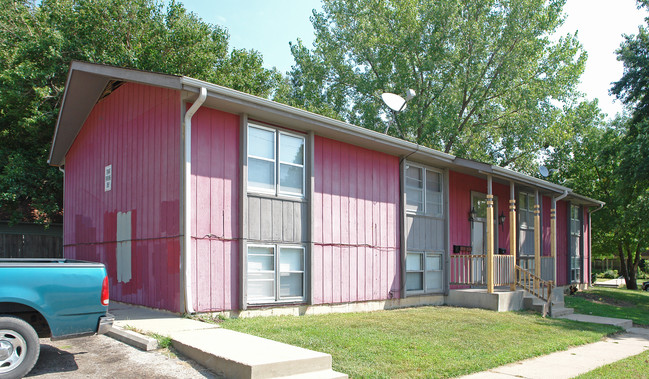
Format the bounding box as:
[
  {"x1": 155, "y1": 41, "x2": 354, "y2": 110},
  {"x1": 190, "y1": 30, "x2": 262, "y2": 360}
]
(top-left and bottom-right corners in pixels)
[
  {"x1": 405, "y1": 163, "x2": 444, "y2": 217},
  {"x1": 247, "y1": 123, "x2": 305, "y2": 198},
  {"x1": 247, "y1": 243, "x2": 306, "y2": 305}
]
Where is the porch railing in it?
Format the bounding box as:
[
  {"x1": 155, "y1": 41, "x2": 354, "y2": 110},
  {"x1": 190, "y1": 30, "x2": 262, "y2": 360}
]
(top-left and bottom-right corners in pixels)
[
  {"x1": 450, "y1": 254, "x2": 514, "y2": 286},
  {"x1": 450, "y1": 254, "x2": 486, "y2": 285},
  {"x1": 494, "y1": 255, "x2": 515, "y2": 286},
  {"x1": 515, "y1": 264, "x2": 553, "y2": 316}
]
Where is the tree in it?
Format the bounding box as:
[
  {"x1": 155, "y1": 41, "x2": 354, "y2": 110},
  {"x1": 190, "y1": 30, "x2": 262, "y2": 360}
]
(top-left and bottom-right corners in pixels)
[
  {"x1": 277, "y1": 0, "x2": 588, "y2": 172},
  {"x1": 547, "y1": 115, "x2": 648, "y2": 290},
  {"x1": 0, "y1": 0, "x2": 282, "y2": 224}
]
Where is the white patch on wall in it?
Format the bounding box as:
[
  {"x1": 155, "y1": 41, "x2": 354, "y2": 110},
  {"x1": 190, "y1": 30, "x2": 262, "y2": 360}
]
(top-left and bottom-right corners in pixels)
[
  {"x1": 105, "y1": 165, "x2": 112, "y2": 192},
  {"x1": 116, "y1": 211, "x2": 132, "y2": 283}
]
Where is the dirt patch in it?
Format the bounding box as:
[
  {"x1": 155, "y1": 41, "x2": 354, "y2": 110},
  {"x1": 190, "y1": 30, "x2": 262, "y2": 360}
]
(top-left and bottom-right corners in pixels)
[{"x1": 574, "y1": 292, "x2": 635, "y2": 307}]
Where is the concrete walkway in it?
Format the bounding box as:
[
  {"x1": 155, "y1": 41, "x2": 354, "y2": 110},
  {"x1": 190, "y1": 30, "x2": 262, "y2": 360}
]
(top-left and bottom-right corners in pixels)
[
  {"x1": 459, "y1": 324, "x2": 649, "y2": 379},
  {"x1": 107, "y1": 302, "x2": 346, "y2": 379},
  {"x1": 107, "y1": 302, "x2": 648, "y2": 379}
]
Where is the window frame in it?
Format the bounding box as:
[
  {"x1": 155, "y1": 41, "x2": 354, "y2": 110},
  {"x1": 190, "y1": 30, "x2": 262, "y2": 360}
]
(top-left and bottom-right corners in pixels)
[
  {"x1": 569, "y1": 204, "x2": 582, "y2": 283},
  {"x1": 247, "y1": 123, "x2": 305, "y2": 198},
  {"x1": 246, "y1": 243, "x2": 306, "y2": 305},
  {"x1": 405, "y1": 163, "x2": 444, "y2": 217},
  {"x1": 405, "y1": 251, "x2": 445, "y2": 294}
]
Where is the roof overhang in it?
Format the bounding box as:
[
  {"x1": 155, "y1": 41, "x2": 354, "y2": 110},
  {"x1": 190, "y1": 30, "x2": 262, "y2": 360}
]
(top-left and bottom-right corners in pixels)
[{"x1": 49, "y1": 61, "x2": 603, "y2": 208}]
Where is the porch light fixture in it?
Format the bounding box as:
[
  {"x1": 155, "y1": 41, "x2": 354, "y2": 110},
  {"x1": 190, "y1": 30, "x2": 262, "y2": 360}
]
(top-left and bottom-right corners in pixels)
[
  {"x1": 469, "y1": 207, "x2": 477, "y2": 223},
  {"x1": 499, "y1": 211, "x2": 506, "y2": 231}
]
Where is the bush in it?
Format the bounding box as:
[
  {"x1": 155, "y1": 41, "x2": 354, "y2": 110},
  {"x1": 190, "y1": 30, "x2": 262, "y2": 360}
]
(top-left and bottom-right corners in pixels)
[{"x1": 600, "y1": 269, "x2": 618, "y2": 279}]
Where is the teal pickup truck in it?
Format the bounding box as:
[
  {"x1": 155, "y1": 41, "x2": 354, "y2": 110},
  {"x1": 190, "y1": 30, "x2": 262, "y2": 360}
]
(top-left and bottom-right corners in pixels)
[{"x1": 0, "y1": 259, "x2": 113, "y2": 379}]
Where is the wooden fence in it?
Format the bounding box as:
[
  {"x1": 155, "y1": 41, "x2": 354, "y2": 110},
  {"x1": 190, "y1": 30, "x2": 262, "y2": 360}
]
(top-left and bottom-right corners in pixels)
[{"x1": 0, "y1": 222, "x2": 63, "y2": 258}]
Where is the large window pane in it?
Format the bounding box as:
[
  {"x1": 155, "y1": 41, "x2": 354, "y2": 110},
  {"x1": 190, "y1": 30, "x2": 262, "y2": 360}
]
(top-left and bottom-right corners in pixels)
[
  {"x1": 279, "y1": 164, "x2": 304, "y2": 195},
  {"x1": 406, "y1": 166, "x2": 423, "y2": 212},
  {"x1": 280, "y1": 247, "x2": 304, "y2": 272},
  {"x1": 280, "y1": 272, "x2": 303, "y2": 297},
  {"x1": 406, "y1": 253, "x2": 422, "y2": 271},
  {"x1": 249, "y1": 158, "x2": 275, "y2": 191},
  {"x1": 280, "y1": 134, "x2": 304, "y2": 165},
  {"x1": 248, "y1": 272, "x2": 275, "y2": 300},
  {"x1": 406, "y1": 272, "x2": 423, "y2": 291},
  {"x1": 426, "y1": 254, "x2": 442, "y2": 271},
  {"x1": 249, "y1": 127, "x2": 275, "y2": 159},
  {"x1": 426, "y1": 271, "x2": 442, "y2": 291}
]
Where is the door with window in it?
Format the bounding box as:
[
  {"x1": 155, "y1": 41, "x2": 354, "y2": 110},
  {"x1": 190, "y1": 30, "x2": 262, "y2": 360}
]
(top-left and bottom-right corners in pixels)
[
  {"x1": 470, "y1": 192, "x2": 497, "y2": 284},
  {"x1": 518, "y1": 192, "x2": 536, "y2": 271}
]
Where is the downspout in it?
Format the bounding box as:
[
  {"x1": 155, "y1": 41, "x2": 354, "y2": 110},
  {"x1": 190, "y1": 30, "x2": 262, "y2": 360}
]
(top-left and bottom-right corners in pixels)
[
  {"x1": 552, "y1": 190, "x2": 569, "y2": 285},
  {"x1": 587, "y1": 203, "x2": 604, "y2": 287},
  {"x1": 183, "y1": 87, "x2": 207, "y2": 314}
]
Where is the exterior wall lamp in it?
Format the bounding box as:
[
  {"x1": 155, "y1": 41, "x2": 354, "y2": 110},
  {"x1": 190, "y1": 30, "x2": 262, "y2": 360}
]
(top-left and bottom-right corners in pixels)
[
  {"x1": 499, "y1": 211, "x2": 506, "y2": 231},
  {"x1": 469, "y1": 207, "x2": 477, "y2": 223}
]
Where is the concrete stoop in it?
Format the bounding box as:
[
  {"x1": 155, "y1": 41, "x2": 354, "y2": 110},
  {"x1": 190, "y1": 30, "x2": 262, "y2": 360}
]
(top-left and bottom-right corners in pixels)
[{"x1": 170, "y1": 328, "x2": 347, "y2": 379}]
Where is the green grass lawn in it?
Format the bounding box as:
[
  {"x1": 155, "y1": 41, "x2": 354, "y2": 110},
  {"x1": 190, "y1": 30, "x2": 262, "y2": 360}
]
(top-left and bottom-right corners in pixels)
[
  {"x1": 218, "y1": 306, "x2": 618, "y2": 378},
  {"x1": 575, "y1": 350, "x2": 649, "y2": 379},
  {"x1": 565, "y1": 286, "x2": 649, "y2": 325}
]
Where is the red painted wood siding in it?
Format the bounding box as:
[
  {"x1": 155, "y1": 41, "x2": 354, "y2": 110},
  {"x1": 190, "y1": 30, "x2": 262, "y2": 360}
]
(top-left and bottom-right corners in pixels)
[
  {"x1": 190, "y1": 107, "x2": 240, "y2": 312},
  {"x1": 64, "y1": 83, "x2": 181, "y2": 312},
  {"x1": 312, "y1": 136, "x2": 400, "y2": 304},
  {"x1": 448, "y1": 171, "x2": 511, "y2": 252},
  {"x1": 555, "y1": 200, "x2": 569, "y2": 286},
  {"x1": 542, "y1": 196, "x2": 551, "y2": 256}
]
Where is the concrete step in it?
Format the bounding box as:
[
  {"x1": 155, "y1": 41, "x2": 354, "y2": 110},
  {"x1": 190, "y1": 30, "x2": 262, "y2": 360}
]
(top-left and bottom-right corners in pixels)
[
  {"x1": 523, "y1": 295, "x2": 548, "y2": 315},
  {"x1": 170, "y1": 328, "x2": 337, "y2": 379},
  {"x1": 276, "y1": 369, "x2": 348, "y2": 379},
  {"x1": 550, "y1": 306, "x2": 574, "y2": 318}
]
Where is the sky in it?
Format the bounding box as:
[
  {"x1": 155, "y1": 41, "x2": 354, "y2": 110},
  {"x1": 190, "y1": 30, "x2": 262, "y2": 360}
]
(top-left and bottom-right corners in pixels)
[{"x1": 181, "y1": 0, "x2": 648, "y2": 118}]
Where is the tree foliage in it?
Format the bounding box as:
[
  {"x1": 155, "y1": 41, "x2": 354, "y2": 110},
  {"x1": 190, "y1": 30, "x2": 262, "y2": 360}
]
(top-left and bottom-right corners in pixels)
[
  {"x1": 0, "y1": 0, "x2": 281, "y2": 224},
  {"x1": 277, "y1": 0, "x2": 588, "y2": 172}
]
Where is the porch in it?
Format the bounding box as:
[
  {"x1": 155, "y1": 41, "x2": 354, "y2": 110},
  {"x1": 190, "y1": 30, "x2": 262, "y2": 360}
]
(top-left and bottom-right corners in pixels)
[{"x1": 447, "y1": 254, "x2": 561, "y2": 314}]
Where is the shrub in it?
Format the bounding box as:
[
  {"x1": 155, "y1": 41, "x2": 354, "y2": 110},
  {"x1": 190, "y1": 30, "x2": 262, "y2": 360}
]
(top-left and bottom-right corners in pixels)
[{"x1": 601, "y1": 269, "x2": 618, "y2": 279}]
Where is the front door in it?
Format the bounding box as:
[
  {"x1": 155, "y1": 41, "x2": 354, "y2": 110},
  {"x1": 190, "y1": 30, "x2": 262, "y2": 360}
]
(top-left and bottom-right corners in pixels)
[{"x1": 470, "y1": 192, "x2": 497, "y2": 284}]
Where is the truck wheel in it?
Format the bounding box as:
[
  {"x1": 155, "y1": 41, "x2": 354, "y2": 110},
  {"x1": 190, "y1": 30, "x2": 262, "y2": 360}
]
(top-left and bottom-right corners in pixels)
[{"x1": 0, "y1": 316, "x2": 40, "y2": 379}]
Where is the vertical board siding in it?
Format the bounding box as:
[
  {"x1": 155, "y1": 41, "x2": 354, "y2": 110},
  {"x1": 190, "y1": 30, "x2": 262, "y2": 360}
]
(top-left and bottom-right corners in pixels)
[
  {"x1": 247, "y1": 196, "x2": 306, "y2": 243},
  {"x1": 312, "y1": 136, "x2": 400, "y2": 304},
  {"x1": 583, "y1": 207, "x2": 590, "y2": 284},
  {"x1": 191, "y1": 107, "x2": 240, "y2": 312},
  {"x1": 555, "y1": 200, "x2": 569, "y2": 286},
  {"x1": 542, "y1": 196, "x2": 551, "y2": 256},
  {"x1": 64, "y1": 83, "x2": 181, "y2": 312},
  {"x1": 448, "y1": 171, "x2": 512, "y2": 285}
]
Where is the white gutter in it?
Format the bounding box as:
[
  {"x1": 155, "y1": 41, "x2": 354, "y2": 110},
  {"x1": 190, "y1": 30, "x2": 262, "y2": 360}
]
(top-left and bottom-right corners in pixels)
[{"x1": 182, "y1": 86, "x2": 207, "y2": 314}]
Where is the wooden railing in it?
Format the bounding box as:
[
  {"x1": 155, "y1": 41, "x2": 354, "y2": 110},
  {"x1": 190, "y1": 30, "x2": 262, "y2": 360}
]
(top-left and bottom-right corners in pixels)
[
  {"x1": 515, "y1": 264, "x2": 553, "y2": 316},
  {"x1": 450, "y1": 254, "x2": 486, "y2": 285},
  {"x1": 494, "y1": 255, "x2": 515, "y2": 286}
]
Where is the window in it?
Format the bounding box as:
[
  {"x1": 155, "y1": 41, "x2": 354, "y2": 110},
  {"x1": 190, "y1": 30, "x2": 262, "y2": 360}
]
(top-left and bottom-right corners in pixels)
[
  {"x1": 518, "y1": 192, "x2": 536, "y2": 257},
  {"x1": 406, "y1": 251, "x2": 443, "y2": 292},
  {"x1": 104, "y1": 165, "x2": 112, "y2": 192},
  {"x1": 248, "y1": 124, "x2": 305, "y2": 196},
  {"x1": 570, "y1": 205, "x2": 582, "y2": 283},
  {"x1": 247, "y1": 244, "x2": 305, "y2": 304},
  {"x1": 405, "y1": 164, "x2": 443, "y2": 216}
]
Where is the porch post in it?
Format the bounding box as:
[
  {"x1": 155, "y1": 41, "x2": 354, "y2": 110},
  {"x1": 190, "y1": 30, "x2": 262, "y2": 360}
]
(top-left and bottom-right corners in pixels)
[
  {"x1": 551, "y1": 197, "x2": 557, "y2": 284},
  {"x1": 534, "y1": 190, "x2": 541, "y2": 289},
  {"x1": 487, "y1": 175, "x2": 494, "y2": 293},
  {"x1": 509, "y1": 182, "x2": 516, "y2": 291}
]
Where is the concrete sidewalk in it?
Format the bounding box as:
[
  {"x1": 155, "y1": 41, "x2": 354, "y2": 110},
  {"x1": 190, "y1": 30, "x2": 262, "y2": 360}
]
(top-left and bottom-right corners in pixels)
[
  {"x1": 459, "y1": 327, "x2": 649, "y2": 379},
  {"x1": 107, "y1": 302, "x2": 346, "y2": 379}
]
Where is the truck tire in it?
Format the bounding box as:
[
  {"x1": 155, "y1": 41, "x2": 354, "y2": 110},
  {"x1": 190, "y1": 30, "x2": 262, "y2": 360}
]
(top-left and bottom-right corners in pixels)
[{"x1": 0, "y1": 316, "x2": 40, "y2": 379}]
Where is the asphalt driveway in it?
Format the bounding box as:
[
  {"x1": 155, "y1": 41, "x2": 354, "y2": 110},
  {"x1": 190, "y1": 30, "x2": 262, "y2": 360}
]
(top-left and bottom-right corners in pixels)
[{"x1": 26, "y1": 335, "x2": 217, "y2": 378}]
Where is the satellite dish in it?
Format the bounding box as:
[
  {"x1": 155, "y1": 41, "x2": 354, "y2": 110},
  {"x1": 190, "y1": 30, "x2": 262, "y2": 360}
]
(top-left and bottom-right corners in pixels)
[
  {"x1": 539, "y1": 165, "x2": 549, "y2": 178},
  {"x1": 382, "y1": 92, "x2": 407, "y2": 112}
]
